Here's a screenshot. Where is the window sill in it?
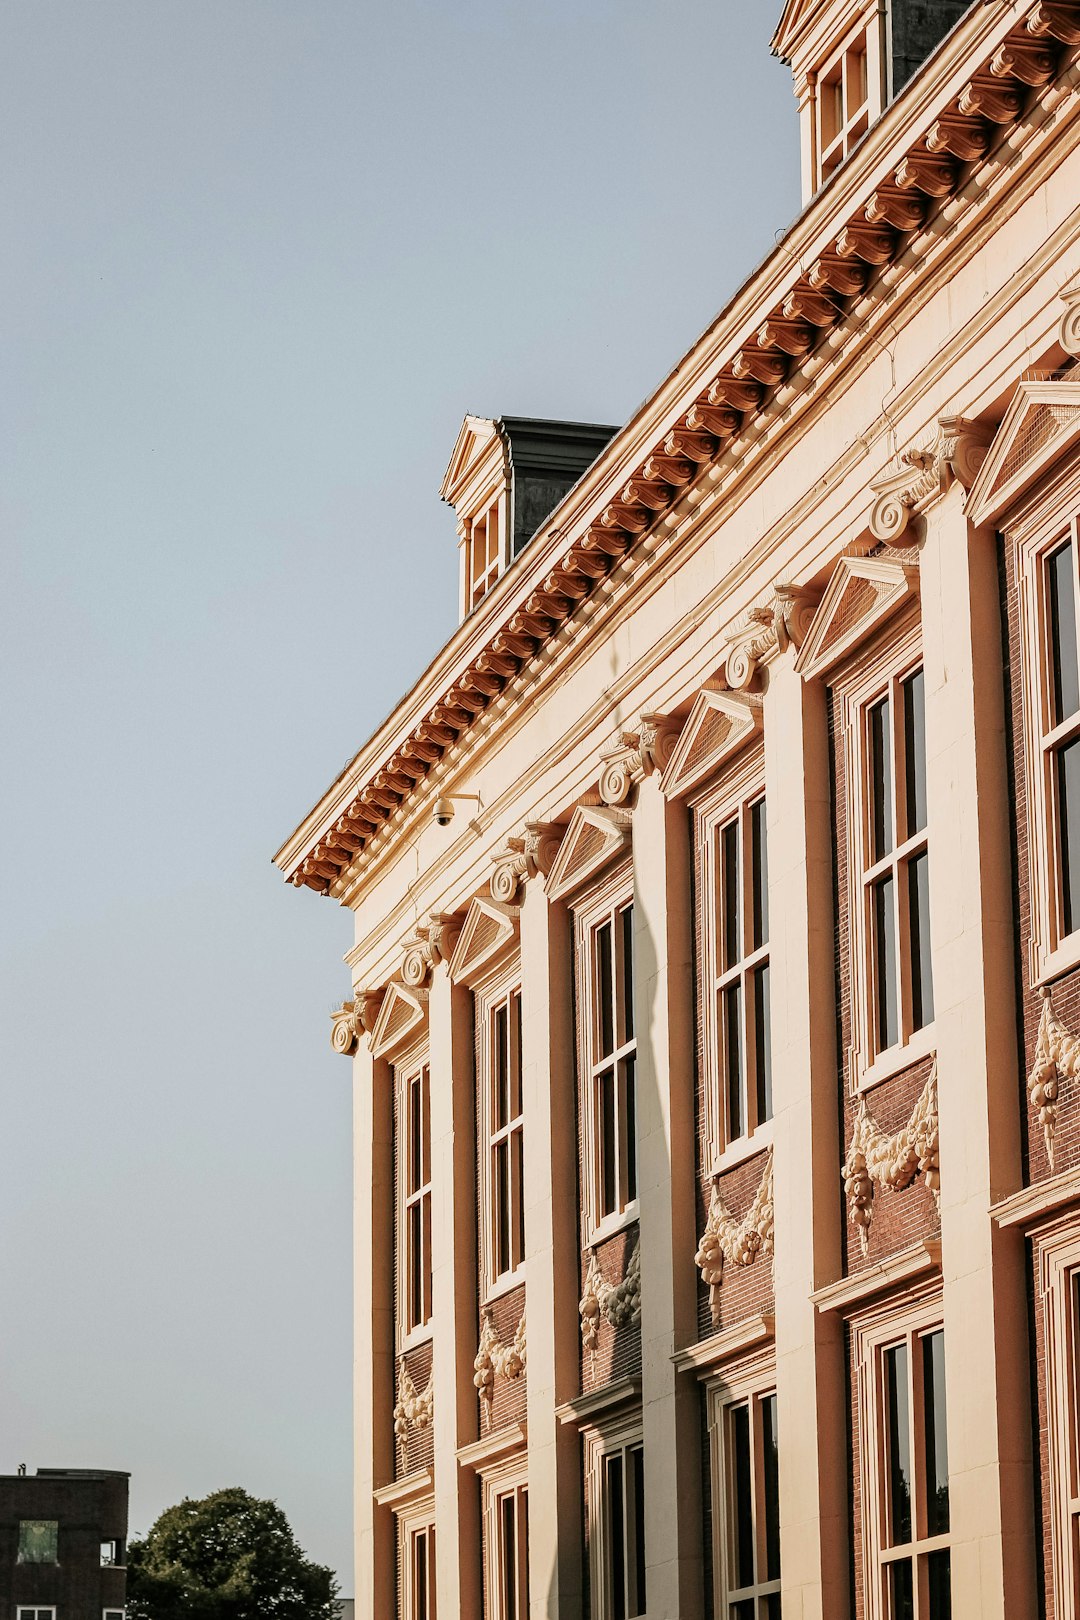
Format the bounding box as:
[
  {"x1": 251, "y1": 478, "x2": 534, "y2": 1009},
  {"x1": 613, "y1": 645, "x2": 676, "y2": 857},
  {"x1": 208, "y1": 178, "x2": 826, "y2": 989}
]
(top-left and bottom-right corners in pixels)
[
  {"x1": 706, "y1": 1121, "x2": 775, "y2": 1180},
  {"x1": 398, "y1": 1325, "x2": 434, "y2": 1357},
  {"x1": 1034, "y1": 932, "x2": 1080, "y2": 989},
  {"x1": 586, "y1": 1201, "x2": 640, "y2": 1249},
  {"x1": 853, "y1": 1024, "x2": 936, "y2": 1095},
  {"x1": 483, "y1": 1266, "x2": 527, "y2": 1307}
]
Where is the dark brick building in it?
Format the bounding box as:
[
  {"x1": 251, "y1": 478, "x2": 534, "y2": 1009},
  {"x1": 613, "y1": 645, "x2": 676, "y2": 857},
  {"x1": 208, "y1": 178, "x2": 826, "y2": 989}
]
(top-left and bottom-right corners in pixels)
[{"x1": 0, "y1": 1469, "x2": 128, "y2": 1620}]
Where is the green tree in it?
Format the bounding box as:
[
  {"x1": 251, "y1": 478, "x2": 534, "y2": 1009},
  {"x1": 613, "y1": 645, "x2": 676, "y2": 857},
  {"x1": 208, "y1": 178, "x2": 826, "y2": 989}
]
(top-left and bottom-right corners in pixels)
[{"x1": 125, "y1": 1486, "x2": 339, "y2": 1620}]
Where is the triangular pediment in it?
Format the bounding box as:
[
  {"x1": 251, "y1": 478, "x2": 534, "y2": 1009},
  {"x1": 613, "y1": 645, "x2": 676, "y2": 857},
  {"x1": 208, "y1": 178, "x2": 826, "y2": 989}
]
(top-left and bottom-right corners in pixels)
[
  {"x1": 795, "y1": 554, "x2": 919, "y2": 680},
  {"x1": 660, "y1": 689, "x2": 763, "y2": 801},
  {"x1": 447, "y1": 896, "x2": 519, "y2": 987},
  {"x1": 369, "y1": 981, "x2": 428, "y2": 1063},
  {"x1": 966, "y1": 378, "x2": 1080, "y2": 528},
  {"x1": 544, "y1": 805, "x2": 632, "y2": 904},
  {"x1": 439, "y1": 414, "x2": 500, "y2": 506},
  {"x1": 771, "y1": 0, "x2": 825, "y2": 60}
]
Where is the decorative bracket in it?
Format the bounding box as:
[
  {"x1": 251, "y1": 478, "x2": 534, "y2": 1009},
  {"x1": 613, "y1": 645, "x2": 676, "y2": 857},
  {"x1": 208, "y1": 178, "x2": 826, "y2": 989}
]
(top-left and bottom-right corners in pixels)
[
  {"x1": 869, "y1": 416, "x2": 993, "y2": 541},
  {"x1": 843, "y1": 1061, "x2": 939, "y2": 1254},
  {"x1": 490, "y1": 821, "x2": 563, "y2": 903},
  {"x1": 722, "y1": 585, "x2": 817, "y2": 691},
  {"x1": 598, "y1": 713, "x2": 682, "y2": 806},
  {"x1": 694, "y1": 1148, "x2": 774, "y2": 1324}
]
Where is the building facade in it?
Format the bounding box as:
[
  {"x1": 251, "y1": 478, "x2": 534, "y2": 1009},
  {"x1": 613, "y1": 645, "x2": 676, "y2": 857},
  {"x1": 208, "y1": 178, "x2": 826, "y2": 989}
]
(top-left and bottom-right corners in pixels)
[
  {"x1": 0, "y1": 1469, "x2": 129, "y2": 1620},
  {"x1": 274, "y1": 2, "x2": 1080, "y2": 1616}
]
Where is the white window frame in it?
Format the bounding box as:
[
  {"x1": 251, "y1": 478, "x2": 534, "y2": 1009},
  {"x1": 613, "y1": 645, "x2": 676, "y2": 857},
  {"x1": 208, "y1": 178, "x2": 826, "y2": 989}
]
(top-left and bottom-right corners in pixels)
[
  {"x1": 396, "y1": 1497, "x2": 437, "y2": 1620},
  {"x1": 1015, "y1": 485, "x2": 1080, "y2": 985},
  {"x1": 103, "y1": 1611, "x2": 126, "y2": 1620},
  {"x1": 476, "y1": 969, "x2": 526, "y2": 1301},
  {"x1": 582, "y1": 1410, "x2": 646, "y2": 1620},
  {"x1": 811, "y1": 3, "x2": 884, "y2": 189},
  {"x1": 18, "y1": 1610, "x2": 57, "y2": 1620},
  {"x1": 481, "y1": 1452, "x2": 530, "y2": 1620},
  {"x1": 706, "y1": 1353, "x2": 780, "y2": 1620},
  {"x1": 465, "y1": 490, "x2": 507, "y2": 613},
  {"x1": 852, "y1": 1284, "x2": 951, "y2": 1620},
  {"x1": 841, "y1": 611, "x2": 936, "y2": 1090},
  {"x1": 1035, "y1": 1218, "x2": 1080, "y2": 1617},
  {"x1": 396, "y1": 1046, "x2": 433, "y2": 1352},
  {"x1": 696, "y1": 745, "x2": 771, "y2": 1168},
  {"x1": 575, "y1": 863, "x2": 638, "y2": 1245}
]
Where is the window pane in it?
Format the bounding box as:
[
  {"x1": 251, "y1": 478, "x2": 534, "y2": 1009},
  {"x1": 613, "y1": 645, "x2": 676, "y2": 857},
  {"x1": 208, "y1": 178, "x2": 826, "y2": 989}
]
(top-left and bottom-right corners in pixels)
[
  {"x1": 923, "y1": 1330, "x2": 950, "y2": 1536},
  {"x1": 409, "y1": 1203, "x2": 422, "y2": 1327},
  {"x1": 509, "y1": 992, "x2": 523, "y2": 1119},
  {"x1": 415, "y1": 1531, "x2": 429, "y2": 1620},
  {"x1": 422, "y1": 1193, "x2": 432, "y2": 1324},
  {"x1": 520, "y1": 1490, "x2": 530, "y2": 1613},
  {"x1": 629, "y1": 1445, "x2": 646, "y2": 1619},
  {"x1": 622, "y1": 904, "x2": 635, "y2": 1044},
  {"x1": 512, "y1": 1127, "x2": 525, "y2": 1270},
  {"x1": 761, "y1": 1393, "x2": 780, "y2": 1582},
  {"x1": 730, "y1": 1602, "x2": 755, "y2": 1620},
  {"x1": 502, "y1": 1493, "x2": 517, "y2": 1620},
  {"x1": 600, "y1": 1066, "x2": 618, "y2": 1217},
  {"x1": 754, "y1": 963, "x2": 772, "y2": 1125},
  {"x1": 908, "y1": 850, "x2": 934, "y2": 1031},
  {"x1": 1058, "y1": 735, "x2": 1080, "y2": 937},
  {"x1": 17, "y1": 1522, "x2": 58, "y2": 1564},
  {"x1": 885, "y1": 1343, "x2": 912, "y2": 1546},
  {"x1": 495, "y1": 1140, "x2": 510, "y2": 1277},
  {"x1": 623, "y1": 1054, "x2": 638, "y2": 1206},
  {"x1": 762, "y1": 1597, "x2": 782, "y2": 1620},
  {"x1": 927, "y1": 1549, "x2": 951, "y2": 1620},
  {"x1": 725, "y1": 983, "x2": 745, "y2": 1141},
  {"x1": 1049, "y1": 539, "x2": 1080, "y2": 726},
  {"x1": 730, "y1": 1402, "x2": 755, "y2": 1591},
  {"x1": 870, "y1": 696, "x2": 894, "y2": 861},
  {"x1": 751, "y1": 798, "x2": 769, "y2": 949},
  {"x1": 888, "y1": 1557, "x2": 914, "y2": 1620},
  {"x1": 903, "y1": 670, "x2": 927, "y2": 837},
  {"x1": 723, "y1": 819, "x2": 742, "y2": 970},
  {"x1": 409, "y1": 1077, "x2": 421, "y2": 1196},
  {"x1": 606, "y1": 1454, "x2": 627, "y2": 1620},
  {"x1": 874, "y1": 875, "x2": 899, "y2": 1051},
  {"x1": 598, "y1": 922, "x2": 615, "y2": 1058},
  {"x1": 421, "y1": 1070, "x2": 430, "y2": 1186},
  {"x1": 494, "y1": 1003, "x2": 509, "y2": 1131}
]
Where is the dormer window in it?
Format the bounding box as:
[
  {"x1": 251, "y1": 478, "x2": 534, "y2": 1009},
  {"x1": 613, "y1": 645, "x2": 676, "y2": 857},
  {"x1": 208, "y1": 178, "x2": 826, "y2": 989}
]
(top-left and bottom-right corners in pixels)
[
  {"x1": 466, "y1": 494, "x2": 507, "y2": 613},
  {"x1": 815, "y1": 22, "x2": 872, "y2": 186}
]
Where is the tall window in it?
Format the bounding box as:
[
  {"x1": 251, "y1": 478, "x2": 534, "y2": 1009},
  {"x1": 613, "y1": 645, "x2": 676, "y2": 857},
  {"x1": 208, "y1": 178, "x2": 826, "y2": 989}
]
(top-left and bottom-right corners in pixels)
[
  {"x1": 491, "y1": 1481, "x2": 529, "y2": 1620},
  {"x1": 1042, "y1": 530, "x2": 1080, "y2": 939},
  {"x1": 714, "y1": 793, "x2": 771, "y2": 1146},
  {"x1": 406, "y1": 1522, "x2": 437, "y2": 1620},
  {"x1": 486, "y1": 988, "x2": 525, "y2": 1289},
  {"x1": 401, "y1": 1062, "x2": 433, "y2": 1337},
  {"x1": 585, "y1": 897, "x2": 637, "y2": 1230},
  {"x1": 815, "y1": 22, "x2": 874, "y2": 186},
  {"x1": 710, "y1": 1381, "x2": 780, "y2": 1620},
  {"x1": 876, "y1": 1325, "x2": 951, "y2": 1620},
  {"x1": 603, "y1": 1441, "x2": 646, "y2": 1620},
  {"x1": 861, "y1": 666, "x2": 933, "y2": 1062},
  {"x1": 467, "y1": 498, "x2": 504, "y2": 612},
  {"x1": 1032, "y1": 1224, "x2": 1080, "y2": 1613}
]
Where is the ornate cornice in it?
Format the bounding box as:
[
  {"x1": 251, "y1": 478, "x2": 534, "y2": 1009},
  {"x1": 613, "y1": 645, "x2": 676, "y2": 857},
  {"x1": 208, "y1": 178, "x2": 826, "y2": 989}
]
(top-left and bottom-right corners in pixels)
[
  {"x1": 277, "y1": 1, "x2": 1080, "y2": 898},
  {"x1": 489, "y1": 821, "x2": 563, "y2": 904},
  {"x1": 868, "y1": 415, "x2": 994, "y2": 541},
  {"x1": 722, "y1": 586, "x2": 817, "y2": 691},
  {"x1": 597, "y1": 712, "x2": 682, "y2": 806}
]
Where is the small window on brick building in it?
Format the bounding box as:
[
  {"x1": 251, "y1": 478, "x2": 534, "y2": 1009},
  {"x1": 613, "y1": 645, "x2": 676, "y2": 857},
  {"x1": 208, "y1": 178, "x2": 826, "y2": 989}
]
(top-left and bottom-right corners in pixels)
[
  {"x1": 399, "y1": 1060, "x2": 433, "y2": 1340},
  {"x1": 17, "y1": 1520, "x2": 58, "y2": 1563},
  {"x1": 710, "y1": 1381, "x2": 781, "y2": 1619},
  {"x1": 482, "y1": 986, "x2": 525, "y2": 1293},
  {"x1": 103, "y1": 1610, "x2": 126, "y2": 1620},
  {"x1": 100, "y1": 1538, "x2": 124, "y2": 1567},
  {"x1": 579, "y1": 888, "x2": 638, "y2": 1236},
  {"x1": 18, "y1": 1609, "x2": 56, "y2": 1620}
]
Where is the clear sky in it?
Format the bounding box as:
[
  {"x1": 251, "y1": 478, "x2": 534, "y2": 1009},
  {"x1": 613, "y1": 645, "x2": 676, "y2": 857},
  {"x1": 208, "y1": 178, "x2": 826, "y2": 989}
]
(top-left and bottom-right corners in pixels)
[{"x1": 1, "y1": 0, "x2": 799, "y2": 1590}]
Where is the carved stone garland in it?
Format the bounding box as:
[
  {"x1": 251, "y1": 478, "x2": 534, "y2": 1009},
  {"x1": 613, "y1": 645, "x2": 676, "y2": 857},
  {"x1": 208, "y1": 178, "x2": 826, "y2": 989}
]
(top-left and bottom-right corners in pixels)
[
  {"x1": 842, "y1": 1061, "x2": 940, "y2": 1254},
  {"x1": 722, "y1": 586, "x2": 817, "y2": 691},
  {"x1": 1028, "y1": 987, "x2": 1080, "y2": 1167},
  {"x1": 869, "y1": 416, "x2": 993, "y2": 542},
  {"x1": 694, "y1": 1148, "x2": 774, "y2": 1324},
  {"x1": 329, "y1": 989, "x2": 385, "y2": 1055},
  {"x1": 579, "y1": 1241, "x2": 641, "y2": 1364},
  {"x1": 473, "y1": 1307, "x2": 528, "y2": 1428},
  {"x1": 393, "y1": 1359, "x2": 434, "y2": 1457},
  {"x1": 490, "y1": 821, "x2": 562, "y2": 903},
  {"x1": 597, "y1": 713, "x2": 682, "y2": 806}
]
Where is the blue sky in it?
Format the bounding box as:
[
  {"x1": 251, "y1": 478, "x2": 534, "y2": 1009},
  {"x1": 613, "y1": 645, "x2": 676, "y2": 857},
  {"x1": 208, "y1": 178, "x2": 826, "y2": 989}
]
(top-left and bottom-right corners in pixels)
[{"x1": 1, "y1": 0, "x2": 798, "y2": 1587}]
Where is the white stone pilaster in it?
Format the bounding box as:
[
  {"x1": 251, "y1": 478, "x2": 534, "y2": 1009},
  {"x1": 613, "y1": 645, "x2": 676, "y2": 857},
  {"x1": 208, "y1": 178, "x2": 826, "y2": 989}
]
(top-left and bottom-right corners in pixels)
[{"x1": 920, "y1": 479, "x2": 1035, "y2": 1620}]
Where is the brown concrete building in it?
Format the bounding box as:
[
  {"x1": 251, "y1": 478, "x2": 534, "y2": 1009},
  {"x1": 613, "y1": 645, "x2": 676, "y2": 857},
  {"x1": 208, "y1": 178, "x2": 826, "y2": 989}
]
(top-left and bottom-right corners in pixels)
[
  {"x1": 274, "y1": 1, "x2": 1080, "y2": 1616},
  {"x1": 0, "y1": 1469, "x2": 129, "y2": 1620}
]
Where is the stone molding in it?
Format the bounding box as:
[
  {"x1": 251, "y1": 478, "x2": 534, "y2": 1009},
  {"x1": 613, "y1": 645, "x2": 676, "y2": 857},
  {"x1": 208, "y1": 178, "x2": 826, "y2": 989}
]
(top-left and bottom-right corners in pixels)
[
  {"x1": 329, "y1": 988, "x2": 385, "y2": 1056},
  {"x1": 660, "y1": 688, "x2": 763, "y2": 801},
  {"x1": 489, "y1": 821, "x2": 563, "y2": 903},
  {"x1": 545, "y1": 804, "x2": 633, "y2": 903},
  {"x1": 966, "y1": 374, "x2": 1080, "y2": 528},
  {"x1": 843, "y1": 1061, "x2": 940, "y2": 1254},
  {"x1": 721, "y1": 586, "x2": 817, "y2": 691},
  {"x1": 597, "y1": 713, "x2": 683, "y2": 806},
  {"x1": 868, "y1": 415, "x2": 994, "y2": 542},
  {"x1": 579, "y1": 1241, "x2": 641, "y2": 1366},
  {"x1": 393, "y1": 1359, "x2": 434, "y2": 1458},
  {"x1": 795, "y1": 552, "x2": 920, "y2": 679},
  {"x1": 401, "y1": 913, "x2": 462, "y2": 989},
  {"x1": 1028, "y1": 988, "x2": 1080, "y2": 1168},
  {"x1": 695, "y1": 1148, "x2": 775, "y2": 1325},
  {"x1": 473, "y1": 1308, "x2": 527, "y2": 1430}
]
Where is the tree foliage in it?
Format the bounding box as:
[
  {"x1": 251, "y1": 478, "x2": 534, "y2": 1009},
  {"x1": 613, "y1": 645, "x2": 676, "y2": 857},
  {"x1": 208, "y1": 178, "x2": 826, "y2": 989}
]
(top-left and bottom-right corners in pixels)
[{"x1": 125, "y1": 1486, "x2": 339, "y2": 1620}]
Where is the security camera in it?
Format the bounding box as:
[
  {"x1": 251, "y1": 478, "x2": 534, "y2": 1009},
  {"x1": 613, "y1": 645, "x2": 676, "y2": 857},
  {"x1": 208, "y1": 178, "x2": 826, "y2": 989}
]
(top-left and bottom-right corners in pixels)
[{"x1": 432, "y1": 796, "x2": 455, "y2": 827}]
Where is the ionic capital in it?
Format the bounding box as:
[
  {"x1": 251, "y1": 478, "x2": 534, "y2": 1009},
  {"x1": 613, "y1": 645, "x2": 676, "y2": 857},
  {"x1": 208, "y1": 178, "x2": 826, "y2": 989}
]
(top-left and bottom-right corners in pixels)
[
  {"x1": 1059, "y1": 271, "x2": 1080, "y2": 359},
  {"x1": 489, "y1": 820, "x2": 562, "y2": 903},
  {"x1": 869, "y1": 416, "x2": 993, "y2": 541},
  {"x1": 401, "y1": 912, "x2": 462, "y2": 987},
  {"x1": 597, "y1": 713, "x2": 682, "y2": 806},
  {"x1": 723, "y1": 584, "x2": 816, "y2": 691},
  {"x1": 329, "y1": 988, "x2": 385, "y2": 1055}
]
